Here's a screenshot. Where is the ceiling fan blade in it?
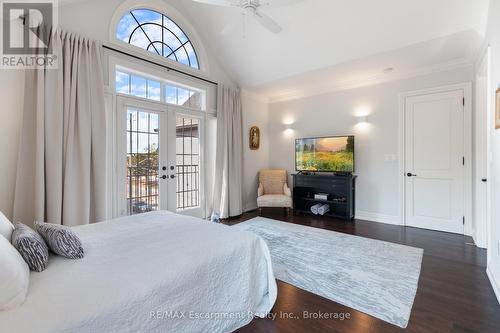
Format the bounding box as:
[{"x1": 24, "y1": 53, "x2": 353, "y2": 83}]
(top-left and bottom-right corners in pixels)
[
  {"x1": 253, "y1": 10, "x2": 282, "y2": 33},
  {"x1": 191, "y1": 0, "x2": 234, "y2": 7}
]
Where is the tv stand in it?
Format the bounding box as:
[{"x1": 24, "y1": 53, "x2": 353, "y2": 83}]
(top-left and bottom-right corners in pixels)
[{"x1": 292, "y1": 173, "x2": 356, "y2": 220}]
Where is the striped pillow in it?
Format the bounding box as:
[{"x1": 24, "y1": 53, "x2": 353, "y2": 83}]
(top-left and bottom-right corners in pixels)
[
  {"x1": 11, "y1": 223, "x2": 49, "y2": 272},
  {"x1": 34, "y1": 221, "x2": 84, "y2": 259}
]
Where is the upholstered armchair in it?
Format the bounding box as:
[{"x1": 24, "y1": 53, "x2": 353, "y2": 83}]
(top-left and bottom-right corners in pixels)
[{"x1": 257, "y1": 169, "x2": 293, "y2": 215}]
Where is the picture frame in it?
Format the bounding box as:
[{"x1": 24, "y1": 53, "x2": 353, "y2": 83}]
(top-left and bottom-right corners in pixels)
[
  {"x1": 249, "y1": 126, "x2": 260, "y2": 150},
  {"x1": 496, "y1": 88, "x2": 500, "y2": 129}
]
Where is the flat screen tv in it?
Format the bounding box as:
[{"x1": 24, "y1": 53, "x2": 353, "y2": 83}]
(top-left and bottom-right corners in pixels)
[{"x1": 295, "y1": 136, "x2": 355, "y2": 173}]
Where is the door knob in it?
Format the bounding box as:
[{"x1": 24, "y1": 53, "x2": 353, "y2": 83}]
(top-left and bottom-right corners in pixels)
[
  {"x1": 170, "y1": 166, "x2": 175, "y2": 171},
  {"x1": 160, "y1": 175, "x2": 167, "y2": 180},
  {"x1": 482, "y1": 178, "x2": 487, "y2": 182},
  {"x1": 407, "y1": 173, "x2": 417, "y2": 177}
]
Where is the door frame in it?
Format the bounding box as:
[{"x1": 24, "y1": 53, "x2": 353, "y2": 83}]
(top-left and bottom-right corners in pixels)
[
  {"x1": 398, "y1": 82, "x2": 472, "y2": 235},
  {"x1": 474, "y1": 46, "x2": 491, "y2": 249},
  {"x1": 115, "y1": 96, "x2": 207, "y2": 218}
]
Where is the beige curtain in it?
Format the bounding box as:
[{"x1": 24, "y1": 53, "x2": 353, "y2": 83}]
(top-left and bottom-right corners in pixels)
[
  {"x1": 212, "y1": 85, "x2": 243, "y2": 219},
  {"x1": 13, "y1": 29, "x2": 106, "y2": 227}
]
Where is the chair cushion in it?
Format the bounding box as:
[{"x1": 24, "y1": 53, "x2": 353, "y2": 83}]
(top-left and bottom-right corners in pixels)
[
  {"x1": 259, "y1": 169, "x2": 287, "y2": 195},
  {"x1": 257, "y1": 195, "x2": 293, "y2": 208}
]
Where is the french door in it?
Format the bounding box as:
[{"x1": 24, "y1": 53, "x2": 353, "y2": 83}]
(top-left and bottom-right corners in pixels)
[{"x1": 116, "y1": 97, "x2": 204, "y2": 218}]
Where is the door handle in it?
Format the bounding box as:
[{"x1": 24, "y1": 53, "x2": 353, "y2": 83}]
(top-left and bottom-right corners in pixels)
[
  {"x1": 407, "y1": 173, "x2": 417, "y2": 177},
  {"x1": 160, "y1": 175, "x2": 167, "y2": 180},
  {"x1": 482, "y1": 178, "x2": 487, "y2": 182},
  {"x1": 170, "y1": 174, "x2": 176, "y2": 179}
]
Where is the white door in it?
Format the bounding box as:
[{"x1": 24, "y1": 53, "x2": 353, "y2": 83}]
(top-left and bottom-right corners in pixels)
[
  {"x1": 116, "y1": 97, "x2": 205, "y2": 218},
  {"x1": 404, "y1": 90, "x2": 465, "y2": 234}
]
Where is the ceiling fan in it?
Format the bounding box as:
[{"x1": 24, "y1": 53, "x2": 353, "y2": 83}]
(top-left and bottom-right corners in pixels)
[{"x1": 192, "y1": 0, "x2": 301, "y2": 34}]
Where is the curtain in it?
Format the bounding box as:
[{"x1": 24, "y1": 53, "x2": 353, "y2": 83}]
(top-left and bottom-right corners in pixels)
[
  {"x1": 13, "y1": 29, "x2": 106, "y2": 227},
  {"x1": 212, "y1": 85, "x2": 243, "y2": 219}
]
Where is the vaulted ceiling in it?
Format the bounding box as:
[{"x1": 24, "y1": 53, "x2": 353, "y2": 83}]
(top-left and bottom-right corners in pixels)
[
  {"x1": 175, "y1": 0, "x2": 489, "y2": 99},
  {"x1": 61, "y1": 0, "x2": 490, "y2": 100}
]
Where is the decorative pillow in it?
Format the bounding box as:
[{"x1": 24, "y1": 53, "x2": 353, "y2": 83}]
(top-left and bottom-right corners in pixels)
[
  {"x1": 35, "y1": 221, "x2": 85, "y2": 259},
  {"x1": 0, "y1": 210, "x2": 14, "y2": 241},
  {"x1": 0, "y1": 235, "x2": 29, "y2": 310},
  {"x1": 11, "y1": 223, "x2": 49, "y2": 272}
]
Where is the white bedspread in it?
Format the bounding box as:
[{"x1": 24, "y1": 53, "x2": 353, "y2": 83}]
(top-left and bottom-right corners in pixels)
[{"x1": 0, "y1": 211, "x2": 277, "y2": 333}]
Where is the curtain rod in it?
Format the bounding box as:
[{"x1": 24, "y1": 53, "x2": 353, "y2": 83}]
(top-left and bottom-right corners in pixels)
[{"x1": 102, "y1": 45, "x2": 218, "y2": 86}]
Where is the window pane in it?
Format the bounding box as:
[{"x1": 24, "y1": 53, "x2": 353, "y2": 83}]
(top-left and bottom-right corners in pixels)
[
  {"x1": 126, "y1": 109, "x2": 160, "y2": 215},
  {"x1": 116, "y1": 13, "x2": 137, "y2": 42},
  {"x1": 177, "y1": 88, "x2": 190, "y2": 106},
  {"x1": 147, "y1": 80, "x2": 161, "y2": 101},
  {"x1": 189, "y1": 90, "x2": 202, "y2": 109},
  {"x1": 184, "y1": 42, "x2": 199, "y2": 69},
  {"x1": 176, "y1": 116, "x2": 200, "y2": 210},
  {"x1": 164, "y1": 16, "x2": 189, "y2": 44},
  {"x1": 165, "y1": 85, "x2": 177, "y2": 104},
  {"x1": 147, "y1": 42, "x2": 162, "y2": 55},
  {"x1": 129, "y1": 29, "x2": 150, "y2": 50},
  {"x1": 116, "y1": 71, "x2": 130, "y2": 94},
  {"x1": 130, "y1": 75, "x2": 147, "y2": 98},
  {"x1": 137, "y1": 111, "x2": 149, "y2": 132},
  {"x1": 163, "y1": 45, "x2": 175, "y2": 59},
  {"x1": 175, "y1": 48, "x2": 190, "y2": 67},
  {"x1": 163, "y1": 29, "x2": 183, "y2": 52},
  {"x1": 116, "y1": 9, "x2": 199, "y2": 70},
  {"x1": 116, "y1": 70, "x2": 205, "y2": 110}
]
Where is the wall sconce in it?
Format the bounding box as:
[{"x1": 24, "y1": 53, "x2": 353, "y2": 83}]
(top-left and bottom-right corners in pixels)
[
  {"x1": 357, "y1": 116, "x2": 368, "y2": 124},
  {"x1": 283, "y1": 126, "x2": 294, "y2": 137},
  {"x1": 354, "y1": 114, "x2": 371, "y2": 133}
]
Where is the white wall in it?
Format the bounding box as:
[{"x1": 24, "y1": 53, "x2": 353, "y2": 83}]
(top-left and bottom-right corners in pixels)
[
  {"x1": 0, "y1": 71, "x2": 24, "y2": 219},
  {"x1": 485, "y1": 0, "x2": 500, "y2": 303},
  {"x1": 267, "y1": 67, "x2": 473, "y2": 223},
  {"x1": 242, "y1": 90, "x2": 269, "y2": 211}
]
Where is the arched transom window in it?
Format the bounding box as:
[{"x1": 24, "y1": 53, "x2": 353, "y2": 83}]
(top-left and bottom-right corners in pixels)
[{"x1": 116, "y1": 9, "x2": 199, "y2": 70}]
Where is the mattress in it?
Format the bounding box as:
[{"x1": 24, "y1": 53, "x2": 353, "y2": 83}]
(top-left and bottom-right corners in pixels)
[{"x1": 0, "y1": 211, "x2": 277, "y2": 333}]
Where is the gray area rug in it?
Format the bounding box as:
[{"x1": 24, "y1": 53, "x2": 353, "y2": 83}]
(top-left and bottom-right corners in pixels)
[{"x1": 234, "y1": 217, "x2": 423, "y2": 328}]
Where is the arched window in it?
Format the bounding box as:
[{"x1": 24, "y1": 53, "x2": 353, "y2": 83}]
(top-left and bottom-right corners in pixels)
[{"x1": 116, "y1": 8, "x2": 199, "y2": 70}]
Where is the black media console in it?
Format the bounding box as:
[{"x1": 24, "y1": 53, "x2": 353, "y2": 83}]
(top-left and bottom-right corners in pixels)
[{"x1": 292, "y1": 173, "x2": 356, "y2": 220}]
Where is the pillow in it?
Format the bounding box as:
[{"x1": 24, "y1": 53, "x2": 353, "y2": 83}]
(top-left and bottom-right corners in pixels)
[
  {"x1": 0, "y1": 232, "x2": 29, "y2": 310},
  {"x1": 0, "y1": 210, "x2": 14, "y2": 241},
  {"x1": 35, "y1": 221, "x2": 85, "y2": 259},
  {"x1": 11, "y1": 223, "x2": 49, "y2": 272}
]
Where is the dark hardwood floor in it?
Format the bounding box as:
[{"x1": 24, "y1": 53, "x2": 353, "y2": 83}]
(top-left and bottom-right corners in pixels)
[{"x1": 225, "y1": 208, "x2": 500, "y2": 333}]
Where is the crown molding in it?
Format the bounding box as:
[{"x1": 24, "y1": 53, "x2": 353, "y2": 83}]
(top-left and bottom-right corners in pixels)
[{"x1": 265, "y1": 58, "x2": 474, "y2": 104}]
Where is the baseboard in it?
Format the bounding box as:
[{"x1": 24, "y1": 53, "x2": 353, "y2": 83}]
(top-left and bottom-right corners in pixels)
[
  {"x1": 355, "y1": 210, "x2": 402, "y2": 226},
  {"x1": 487, "y1": 266, "x2": 500, "y2": 305},
  {"x1": 472, "y1": 229, "x2": 488, "y2": 249},
  {"x1": 245, "y1": 206, "x2": 401, "y2": 225}
]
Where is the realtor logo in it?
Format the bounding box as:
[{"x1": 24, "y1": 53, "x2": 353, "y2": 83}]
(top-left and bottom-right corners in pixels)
[{"x1": 1, "y1": 0, "x2": 57, "y2": 68}]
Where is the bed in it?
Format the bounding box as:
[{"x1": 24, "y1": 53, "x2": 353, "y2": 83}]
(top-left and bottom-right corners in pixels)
[{"x1": 0, "y1": 211, "x2": 277, "y2": 333}]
